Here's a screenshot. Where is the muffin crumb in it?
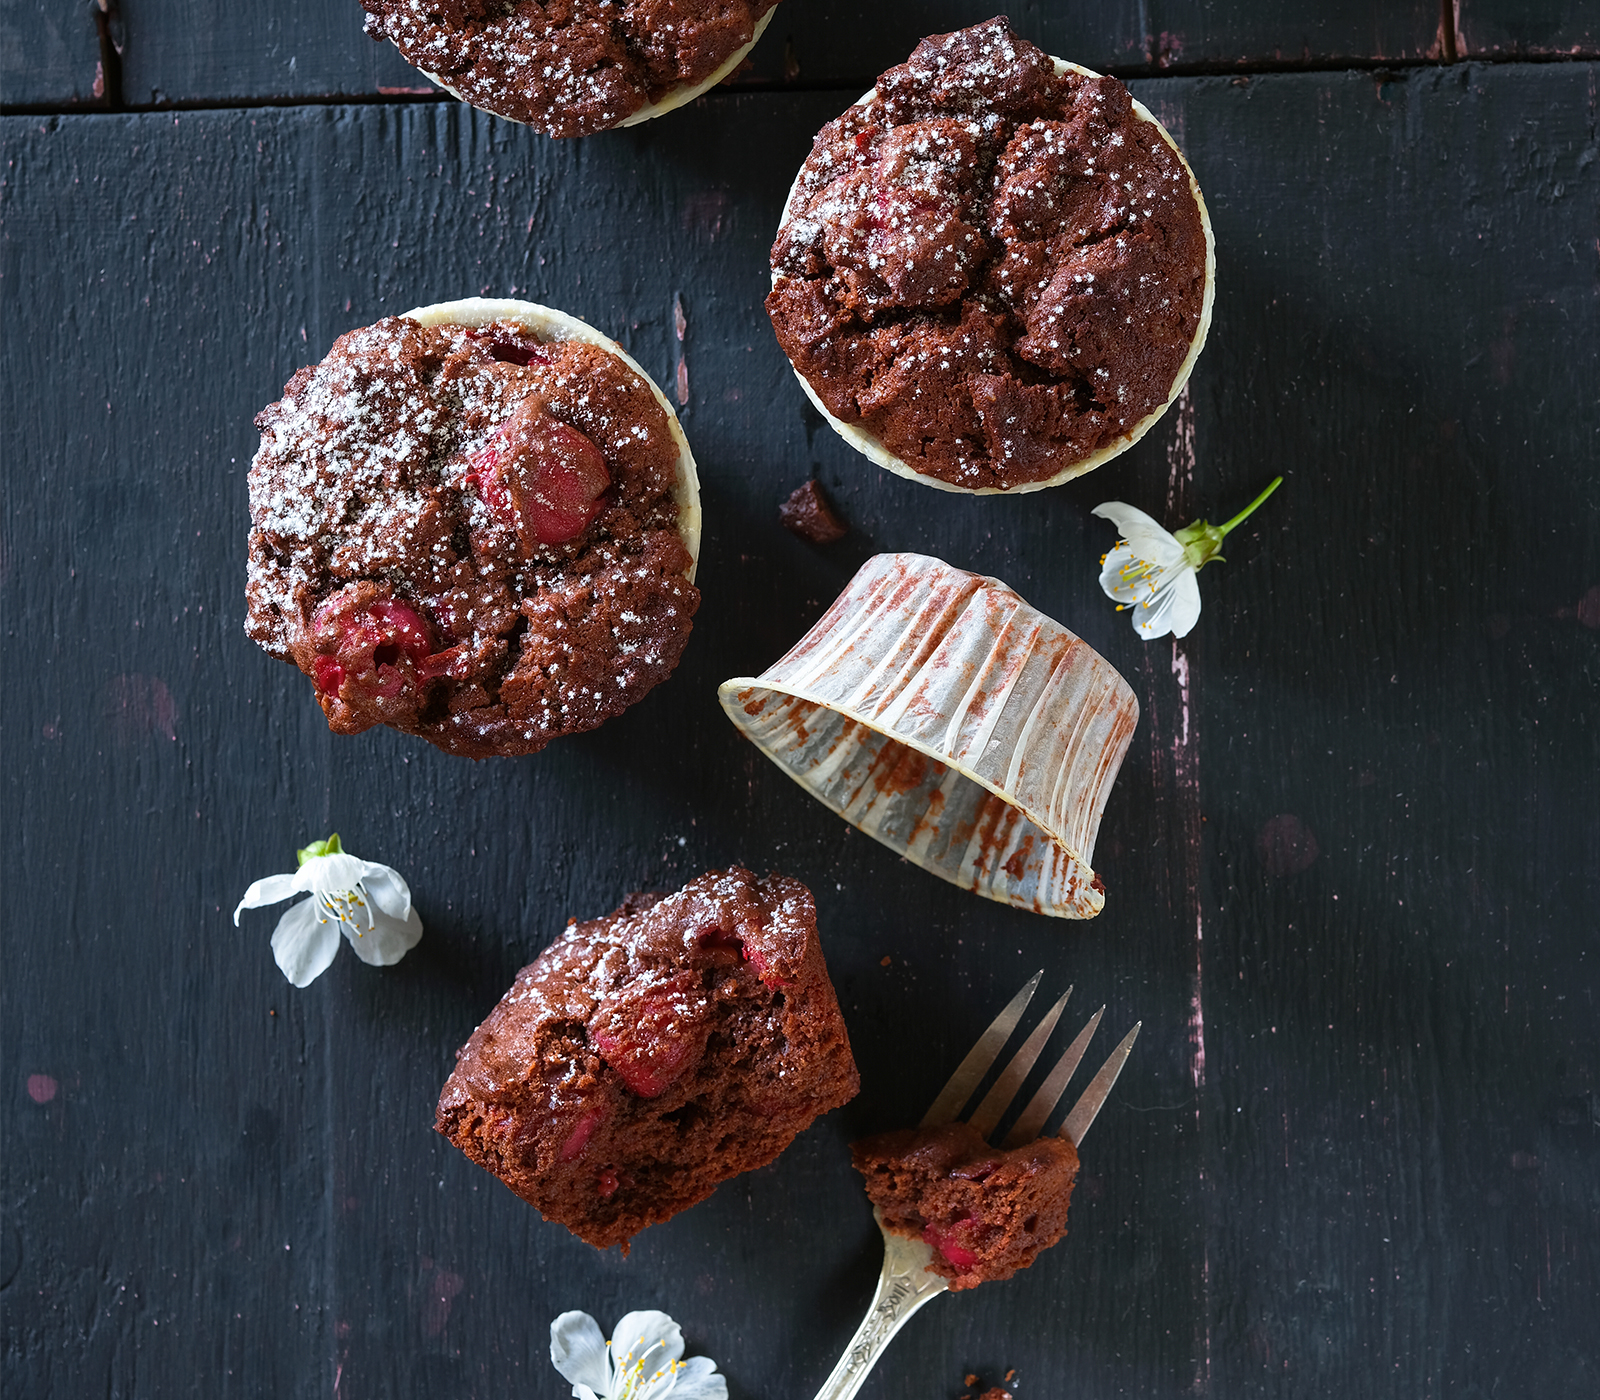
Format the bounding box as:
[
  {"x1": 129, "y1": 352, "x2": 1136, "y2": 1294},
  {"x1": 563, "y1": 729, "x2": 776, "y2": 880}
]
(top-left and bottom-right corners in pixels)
[{"x1": 779, "y1": 479, "x2": 849, "y2": 543}]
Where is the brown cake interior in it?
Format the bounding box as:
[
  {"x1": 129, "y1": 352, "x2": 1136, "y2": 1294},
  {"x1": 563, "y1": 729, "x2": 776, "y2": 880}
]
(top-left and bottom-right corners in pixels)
[
  {"x1": 437, "y1": 868, "x2": 859, "y2": 1249},
  {"x1": 852, "y1": 1119, "x2": 1078, "y2": 1289}
]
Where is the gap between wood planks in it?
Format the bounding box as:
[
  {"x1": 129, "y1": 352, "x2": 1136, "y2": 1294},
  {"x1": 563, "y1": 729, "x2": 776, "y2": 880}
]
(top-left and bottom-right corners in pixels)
[{"x1": 18, "y1": 0, "x2": 1600, "y2": 119}]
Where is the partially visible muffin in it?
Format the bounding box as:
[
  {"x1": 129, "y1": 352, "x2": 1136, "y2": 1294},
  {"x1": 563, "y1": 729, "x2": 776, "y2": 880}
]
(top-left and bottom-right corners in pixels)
[
  {"x1": 767, "y1": 18, "x2": 1213, "y2": 493},
  {"x1": 246, "y1": 300, "x2": 700, "y2": 758},
  {"x1": 359, "y1": 0, "x2": 780, "y2": 137},
  {"x1": 437, "y1": 868, "x2": 859, "y2": 1249},
  {"x1": 852, "y1": 1120, "x2": 1078, "y2": 1289}
]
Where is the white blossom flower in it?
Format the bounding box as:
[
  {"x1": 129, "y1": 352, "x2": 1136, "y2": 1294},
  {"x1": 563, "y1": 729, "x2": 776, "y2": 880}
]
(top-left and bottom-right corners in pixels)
[
  {"x1": 550, "y1": 1309, "x2": 727, "y2": 1400},
  {"x1": 1093, "y1": 476, "x2": 1282, "y2": 640},
  {"x1": 233, "y1": 834, "x2": 422, "y2": 987}
]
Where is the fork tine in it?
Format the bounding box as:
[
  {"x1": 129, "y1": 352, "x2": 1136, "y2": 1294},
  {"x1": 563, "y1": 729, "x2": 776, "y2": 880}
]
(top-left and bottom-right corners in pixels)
[
  {"x1": 920, "y1": 970, "x2": 1043, "y2": 1127},
  {"x1": 1000, "y1": 1005, "x2": 1105, "y2": 1148},
  {"x1": 1059, "y1": 1021, "x2": 1141, "y2": 1148},
  {"x1": 965, "y1": 987, "x2": 1073, "y2": 1140}
]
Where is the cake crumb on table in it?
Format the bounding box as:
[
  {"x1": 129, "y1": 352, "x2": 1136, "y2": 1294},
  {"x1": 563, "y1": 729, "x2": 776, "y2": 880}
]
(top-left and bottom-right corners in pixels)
[{"x1": 779, "y1": 478, "x2": 849, "y2": 543}]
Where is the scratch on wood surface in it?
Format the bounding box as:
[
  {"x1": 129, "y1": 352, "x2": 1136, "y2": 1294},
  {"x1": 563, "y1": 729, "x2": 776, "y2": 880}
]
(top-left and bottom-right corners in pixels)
[
  {"x1": 673, "y1": 292, "x2": 689, "y2": 405},
  {"x1": 1153, "y1": 383, "x2": 1209, "y2": 1387}
]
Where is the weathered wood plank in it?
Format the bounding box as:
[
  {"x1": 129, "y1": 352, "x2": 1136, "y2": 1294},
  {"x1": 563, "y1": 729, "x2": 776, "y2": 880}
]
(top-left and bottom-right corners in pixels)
[
  {"x1": 1161, "y1": 62, "x2": 1600, "y2": 1394},
  {"x1": 2, "y1": 60, "x2": 1597, "y2": 1400},
  {"x1": 115, "y1": 0, "x2": 430, "y2": 107},
  {"x1": 1456, "y1": 0, "x2": 1600, "y2": 57},
  {"x1": 0, "y1": 0, "x2": 107, "y2": 106},
  {"x1": 38, "y1": 0, "x2": 1444, "y2": 109}
]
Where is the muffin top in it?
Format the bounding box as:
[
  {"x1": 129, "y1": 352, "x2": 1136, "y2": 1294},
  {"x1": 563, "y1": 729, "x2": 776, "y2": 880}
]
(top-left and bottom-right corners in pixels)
[
  {"x1": 441, "y1": 868, "x2": 823, "y2": 1111},
  {"x1": 766, "y1": 18, "x2": 1209, "y2": 491},
  {"x1": 360, "y1": 0, "x2": 779, "y2": 137},
  {"x1": 246, "y1": 314, "x2": 698, "y2": 758}
]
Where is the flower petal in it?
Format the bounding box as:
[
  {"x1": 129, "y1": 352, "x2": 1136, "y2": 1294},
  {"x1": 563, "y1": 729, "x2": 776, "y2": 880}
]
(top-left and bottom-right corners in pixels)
[
  {"x1": 610, "y1": 1312, "x2": 685, "y2": 1393},
  {"x1": 1098, "y1": 541, "x2": 1192, "y2": 610},
  {"x1": 1092, "y1": 501, "x2": 1186, "y2": 567},
  {"x1": 270, "y1": 898, "x2": 343, "y2": 987},
  {"x1": 1132, "y1": 570, "x2": 1203, "y2": 640},
  {"x1": 667, "y1": 1355, "x2": 728, "y2": 1400},
  {"x1": 233, "y1": 872, "x2": 300, "y2": 923},
  {"x1": 357, "y1": 864, "x2": 413, "y2": 920},
  {"x1": 291, "y1": 852, "x2": 374, "y2": 896},
  {"x1": 551, "y1": 1311, "x2": 612, "y2": 1395},
  {"x1": 340, "y1": 899, "x2": 423, "y2": 967}
]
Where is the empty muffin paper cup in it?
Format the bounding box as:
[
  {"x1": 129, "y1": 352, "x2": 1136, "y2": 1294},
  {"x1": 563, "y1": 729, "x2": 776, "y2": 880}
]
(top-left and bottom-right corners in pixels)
[
  {"x1": 718, "y1": 554, "x2": 1139, "y2": 918},
  {"x1": 773, "y1": 58, "x2": 1217, "y2": 495},
  {"x1": 405, "y1": 297, "x2": 702, "y2": 580}
]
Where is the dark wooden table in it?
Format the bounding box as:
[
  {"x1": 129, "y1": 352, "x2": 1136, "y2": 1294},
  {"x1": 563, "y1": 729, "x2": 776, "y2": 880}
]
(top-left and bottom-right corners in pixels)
[{"x1": 4, "y1": 4, "x2": 1597, "y2": 1397}]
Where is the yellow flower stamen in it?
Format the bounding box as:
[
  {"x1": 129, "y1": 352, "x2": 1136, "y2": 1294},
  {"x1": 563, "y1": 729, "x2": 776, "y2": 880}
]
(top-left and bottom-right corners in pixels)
[{"x1": 315, "y1": 884, "x2": 375, "y2": 937}]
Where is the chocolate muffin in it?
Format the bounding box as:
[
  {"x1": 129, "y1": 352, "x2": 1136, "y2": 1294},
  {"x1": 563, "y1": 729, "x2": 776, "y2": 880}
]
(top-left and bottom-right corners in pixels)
[
  {"x1": 437, "y1": 867, "x2": 859, "y2": 1250},
  {"x1": 246, "y1": 299, "x2": 701, "y2": 758},
  {"x1": 852, "y1": 1120, "x2": 1078, "y2": 1289},
  {"x1": 359, "y1": 0, "x2": 780, "y2": 138},
  {"x1": 767, "y1": 18, "x2": 1215, "y2": 493}
]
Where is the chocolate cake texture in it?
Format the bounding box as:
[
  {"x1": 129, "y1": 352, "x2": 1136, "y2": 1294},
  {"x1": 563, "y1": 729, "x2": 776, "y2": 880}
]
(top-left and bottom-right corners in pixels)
[
  {"x1": 852, "y1": 1119, "x2": 1079, "y2": 1289},
  {"x1": 437, "y1": 867, "x2": 859, "y2": 1249},
  {"x1": 246, "y1": 304, "x2": 699, "y2": 758},
  {"x1": 767, "y1": 18, "x2": 1212, "y2": 492},
  {"x1": 359, "y1": 0, "x2": 780, "y2": 137}
]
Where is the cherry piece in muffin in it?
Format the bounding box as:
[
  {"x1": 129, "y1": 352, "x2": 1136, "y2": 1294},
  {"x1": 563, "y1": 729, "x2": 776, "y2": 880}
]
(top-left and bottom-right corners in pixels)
[
  {"x1": 851, "y1": 1119, "x2": 1078, "y2": 1289},
  {"x1": 436, "y1": 867, "x2": 859, "y2": 1249},
  {"x1": 246, "y1": 304, "x2": 700, "y2": 758}
]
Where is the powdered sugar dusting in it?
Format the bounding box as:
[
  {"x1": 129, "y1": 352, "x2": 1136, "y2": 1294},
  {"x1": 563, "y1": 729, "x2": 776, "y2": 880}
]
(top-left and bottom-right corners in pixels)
[
  {"x1": 361, "y1": 0, "x2": 780, "y2": 138},
  {"x1": 245, "y1": 315, "x2": 699, "y2": 757},
  {"x1": 767, "y1": 18, "x2": 1208, "y2": 491}
]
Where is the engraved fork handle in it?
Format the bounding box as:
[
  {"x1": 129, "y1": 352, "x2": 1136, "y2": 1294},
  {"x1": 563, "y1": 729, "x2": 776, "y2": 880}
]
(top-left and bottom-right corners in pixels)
[{"x1": 811, "y1": 1226, "x2": 951, "y2": 1400}]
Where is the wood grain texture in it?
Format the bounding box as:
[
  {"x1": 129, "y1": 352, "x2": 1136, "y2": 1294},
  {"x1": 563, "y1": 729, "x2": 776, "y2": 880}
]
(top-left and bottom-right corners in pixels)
[
  {"x1": 0, "y1": 0, "x2": 107, "y2": 106},
  {"x1": 115, "y1": 0, "x2": 430, "y2": 106},
  {"x1": 2, "y1": 61, "x2": 1597, "y2": 1400},
  {"x1": 1456, "y1": 0, "x2": 1600, "y2": 57},
  {"x1": 6, "y1": 0, "x2": 1446, "y2": 109}
]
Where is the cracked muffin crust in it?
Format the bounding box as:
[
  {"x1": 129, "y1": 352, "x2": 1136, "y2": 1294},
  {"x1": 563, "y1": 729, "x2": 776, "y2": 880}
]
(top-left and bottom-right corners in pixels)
[
  {"x1": 359, "y1": 0, "x2": 780, "y2": 137},
  {"x1": 246, "y1": 299, "x2": 700, "y2": 758},
  {"x1": 436, "y1": 867, "x2": 860, "y2": 1249},
  {"x1": 767, "y1": 18, "x2": 1214, "y2": 493}
]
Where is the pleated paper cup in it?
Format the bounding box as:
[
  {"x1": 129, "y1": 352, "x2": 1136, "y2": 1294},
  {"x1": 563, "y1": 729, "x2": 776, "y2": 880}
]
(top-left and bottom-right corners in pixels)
[
  {"x1": 772, "y1": 57, "x2": 1216, "y2": 495},
  {"x1": 405, "y1": 297, "x2": 701, "y2": 581},
  {"x1": 718, "y1": 554, "x2": 1138, "y2": 918},
  {"x1": 416, "y1": 9, "x2": 776, "y2": 134}
]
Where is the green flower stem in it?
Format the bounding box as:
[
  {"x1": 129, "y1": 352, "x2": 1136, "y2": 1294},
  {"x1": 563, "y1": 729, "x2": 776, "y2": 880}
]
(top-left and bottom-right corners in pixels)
[
  {"x1": 1173, "y1": 475, "x2": 1284, "y2": 570},
  {"x1": 1215, "y1": 475, "x2": 1284, "y2": 537}
]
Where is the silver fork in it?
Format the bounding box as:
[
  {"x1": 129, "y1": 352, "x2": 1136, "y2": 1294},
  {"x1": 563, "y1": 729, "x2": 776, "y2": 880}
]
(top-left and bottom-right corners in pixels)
[{"x1": 811, "y1": 971, "x2": 1141, "y2": 1400}]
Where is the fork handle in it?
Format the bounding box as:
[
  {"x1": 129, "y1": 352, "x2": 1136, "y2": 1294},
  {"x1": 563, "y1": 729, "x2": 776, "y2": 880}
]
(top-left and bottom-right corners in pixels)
[{"x1": 811, "y1": 1230, "x2": 950, "y2": 1400}]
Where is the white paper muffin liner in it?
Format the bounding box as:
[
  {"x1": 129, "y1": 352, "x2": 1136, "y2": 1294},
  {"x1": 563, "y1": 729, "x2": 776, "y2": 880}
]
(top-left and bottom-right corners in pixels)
[
  {"x1": 771, "y1": 58, "x2": 1217, "y2": 495},
  {"x1": 417, "y1": 9, "x2": 776, "y2": 134},
  {"x1": 404, "y1": 297, "x2": 701, "y2": 581},
  {"x1": 718, "y1": 553, "x2": 1139, "y2": 918}
]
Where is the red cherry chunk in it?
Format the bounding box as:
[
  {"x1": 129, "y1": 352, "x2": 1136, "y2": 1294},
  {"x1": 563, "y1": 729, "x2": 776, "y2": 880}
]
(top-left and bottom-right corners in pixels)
[
  {"x1": 312, "y1": 656, "x2": 345, "y2": 695},
  {"x1": 589, "y1": 971, "x2": 709, "y2": 1099},
  {"x1": 924, "y1": 1223, "x2": 982, "y2": 1270},
  {"x1": 310, "y1": 593, "x2": 439, "y2": 702},
  {"x1": 558, "y1": 1105, "x2": 608, "y2": 1163},
  {"x1": 466, "y1": 325, "x2": 554, "y2": 366},
  {"x1": 466, "y1": 399, "x2": 611, "y2": 551},
  {"x1": 597, "y1": 1168, "x2": 619, "y2": 1199}
]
